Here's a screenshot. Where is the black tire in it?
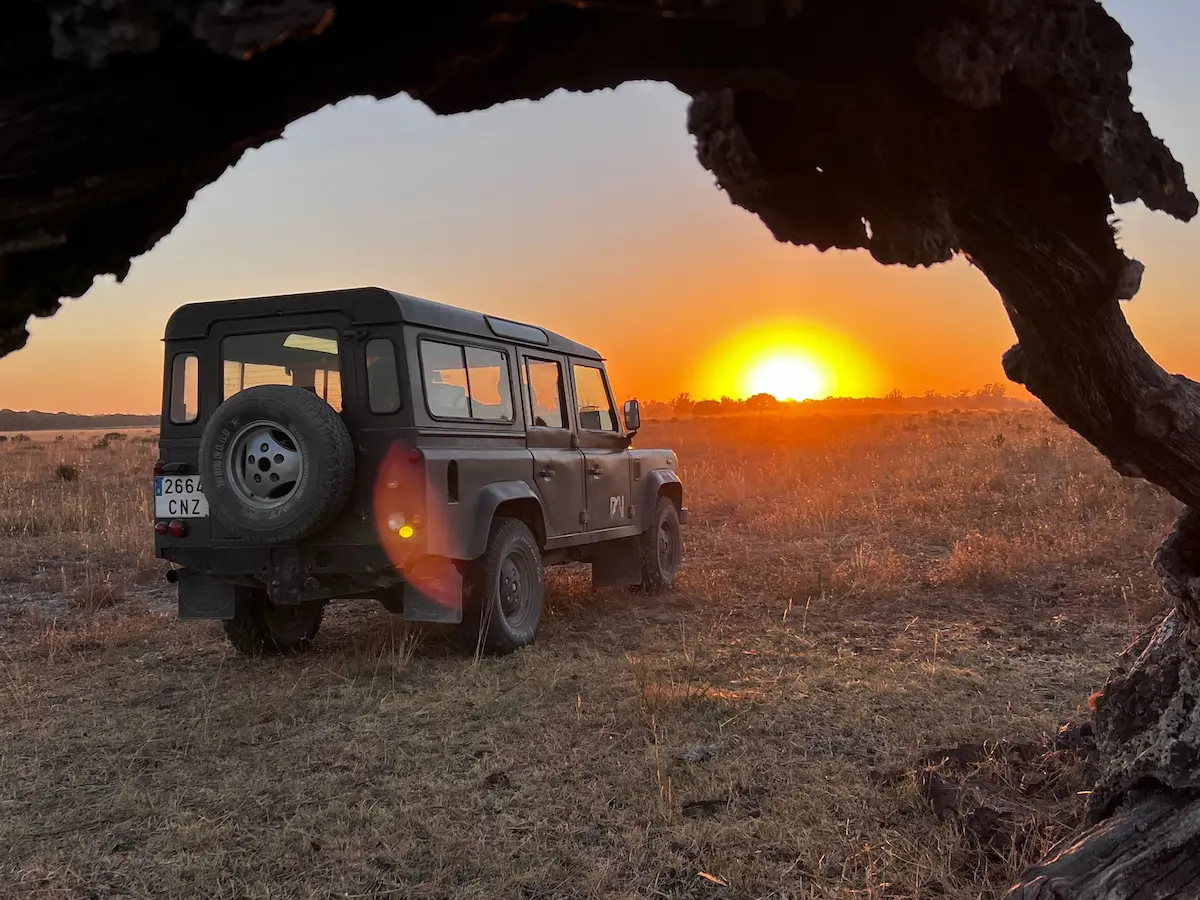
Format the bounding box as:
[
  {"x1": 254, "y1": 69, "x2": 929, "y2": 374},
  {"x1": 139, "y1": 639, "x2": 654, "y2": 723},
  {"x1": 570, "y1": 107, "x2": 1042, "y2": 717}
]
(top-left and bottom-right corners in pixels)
[
  {"x1": 635, "y1": 495, "x2": 683, "y2": 593},
  {"x1": 199, "y1": 385, "x2": 355, "y2": 544},
  {"x1": 223, "y1": 589, "x2": 324, "y2": 656},
  {"x1": 459, "y1": 518, "x2": 545, "y2": 655}
]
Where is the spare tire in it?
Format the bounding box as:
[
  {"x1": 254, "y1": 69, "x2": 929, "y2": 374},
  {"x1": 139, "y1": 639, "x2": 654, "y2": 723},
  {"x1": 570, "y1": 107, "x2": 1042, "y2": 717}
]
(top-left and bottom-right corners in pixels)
[{"x1": 199, "y1": 384, "x2": 355, "y2": 544}]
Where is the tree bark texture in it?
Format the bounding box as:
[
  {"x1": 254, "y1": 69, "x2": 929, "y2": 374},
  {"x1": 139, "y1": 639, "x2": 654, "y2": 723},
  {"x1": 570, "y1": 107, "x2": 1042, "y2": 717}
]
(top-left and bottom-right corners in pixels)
[{"x1": 1005, "y1": 791, "x2": 1200, "y2": 900}]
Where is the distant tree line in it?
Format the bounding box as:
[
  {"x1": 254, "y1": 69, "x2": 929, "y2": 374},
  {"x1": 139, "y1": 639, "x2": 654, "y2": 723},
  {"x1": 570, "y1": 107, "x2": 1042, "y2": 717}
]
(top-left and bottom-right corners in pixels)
[
  {"x1": 0, "y1": 410, "x2": 158, "y2": 431},
  {"x1": 634, "y1": 383, "x2": 1033, "y2": 419}
]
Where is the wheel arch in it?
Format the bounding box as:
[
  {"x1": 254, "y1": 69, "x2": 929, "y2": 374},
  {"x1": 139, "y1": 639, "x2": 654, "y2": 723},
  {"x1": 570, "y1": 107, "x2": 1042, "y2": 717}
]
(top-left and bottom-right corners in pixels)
[
  {"x1": 640, "y1": 469, "x2": 682, "y2": 529},
  {"x1": 465, "y1": 481, "x2": 547, "y2": 559}
]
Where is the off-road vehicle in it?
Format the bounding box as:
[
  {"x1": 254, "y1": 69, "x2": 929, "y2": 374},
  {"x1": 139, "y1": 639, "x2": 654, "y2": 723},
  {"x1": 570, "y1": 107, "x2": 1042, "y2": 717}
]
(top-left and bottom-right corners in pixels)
[{"x1": 154, "y1": 287, "x2": 687, "y2": 656}]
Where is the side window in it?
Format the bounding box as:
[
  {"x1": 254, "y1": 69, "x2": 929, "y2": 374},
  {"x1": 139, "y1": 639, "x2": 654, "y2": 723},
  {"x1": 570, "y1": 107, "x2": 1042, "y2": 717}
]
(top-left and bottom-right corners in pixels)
[
  {"x1": 523, "y1": 358, "x2": 566, "y2": 429},
  {"x1": 465, "y1": 347, "x2": 513, "y2": 422},
  {"x1": 573, "y1": 364, "x2": 618, "y2": 432},
  {"x1": 420, "y1": 339, "x2": 514, "y2": 422},
  {"x1": 365, "y1": 338, "x2": 401, "y2": 414},
  {"x1": 169, "y1": 352, "x2": 198, "y2": 424},
  {"x1": 421, "y1": 340, "x2": 470, "y2": 418}
]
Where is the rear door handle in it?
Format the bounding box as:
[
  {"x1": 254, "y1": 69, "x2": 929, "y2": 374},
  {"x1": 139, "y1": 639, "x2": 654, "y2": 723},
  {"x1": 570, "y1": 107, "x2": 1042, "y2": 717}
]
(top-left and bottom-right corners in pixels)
[
  {"x1": 588, "y1": 465, "x2": 602, "y2": 477},
  {"x1": 538, "y1": 467, "x2": 553, "y2": 480}
]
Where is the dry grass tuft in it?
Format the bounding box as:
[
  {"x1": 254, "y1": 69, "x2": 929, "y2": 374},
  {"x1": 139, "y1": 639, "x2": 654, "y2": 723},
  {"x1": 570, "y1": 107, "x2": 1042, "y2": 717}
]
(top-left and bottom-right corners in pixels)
[
  {"x1": 54, "y1": 464, "x2": 79, "y2": 483},
  {"x1": 0, "y1": 414, "x2": 1181, "y2": 899}
]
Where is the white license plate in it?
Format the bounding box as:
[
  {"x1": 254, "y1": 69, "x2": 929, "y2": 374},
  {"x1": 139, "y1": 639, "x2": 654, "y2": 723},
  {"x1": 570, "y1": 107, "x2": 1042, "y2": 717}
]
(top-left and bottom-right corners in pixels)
[{"x1": 154, "y1": 475, "x2": 209, "y2": 518}]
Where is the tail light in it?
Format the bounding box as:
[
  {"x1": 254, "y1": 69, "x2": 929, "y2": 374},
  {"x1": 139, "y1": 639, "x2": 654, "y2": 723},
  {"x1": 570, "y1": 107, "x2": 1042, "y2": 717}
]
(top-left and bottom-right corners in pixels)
[
  {"x1": 168, "y1": 519, "x2": 187, "y2": 538},
  {"x1": 408, "y1": 448, "x2": 422, "y2": 464},
  {"x1": 385, "y1": 513, "x2": 420, "y2": 540},
  {"x1": 154, "y1": 521, "x2": 169, "y2": 536}
]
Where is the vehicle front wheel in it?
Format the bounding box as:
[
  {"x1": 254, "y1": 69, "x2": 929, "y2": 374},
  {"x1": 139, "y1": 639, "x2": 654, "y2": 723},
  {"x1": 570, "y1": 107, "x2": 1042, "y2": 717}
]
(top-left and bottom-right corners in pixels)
[
  {"x1": 635, "y1": 495, "x2": 683, "y2": 594},
  {"x1": 460, "y1": 518, "x2": 545, "y2": 655},
  {"x1": 223, "y1": 589, "x2": 324, "y2": 656}
]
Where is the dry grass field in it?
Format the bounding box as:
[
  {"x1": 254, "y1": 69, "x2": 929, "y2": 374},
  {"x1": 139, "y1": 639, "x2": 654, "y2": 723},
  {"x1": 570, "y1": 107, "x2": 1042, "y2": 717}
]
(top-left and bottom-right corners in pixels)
[{"x1": 0, "y1": 412, "x2": 1180, "y2": 899}]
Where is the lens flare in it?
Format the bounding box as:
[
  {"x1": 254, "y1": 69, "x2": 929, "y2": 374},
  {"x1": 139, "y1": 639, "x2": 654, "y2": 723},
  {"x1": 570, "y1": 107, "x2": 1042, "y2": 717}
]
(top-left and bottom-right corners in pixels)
[{"x1": 372, "y1": 439, "x2": 459, "y2": 610}]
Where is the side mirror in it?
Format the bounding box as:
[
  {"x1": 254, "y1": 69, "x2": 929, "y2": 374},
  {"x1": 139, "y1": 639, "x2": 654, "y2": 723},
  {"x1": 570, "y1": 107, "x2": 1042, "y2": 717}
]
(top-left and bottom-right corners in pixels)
[{"x1": 623, "y1": 398, "x2": 641, "y2": 434}]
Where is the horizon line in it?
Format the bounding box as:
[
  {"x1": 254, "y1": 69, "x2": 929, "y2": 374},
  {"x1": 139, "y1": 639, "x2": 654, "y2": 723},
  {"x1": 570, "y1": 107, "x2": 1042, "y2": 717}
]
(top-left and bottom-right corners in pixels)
[{"x1": 0, "y1": 390, "x2": 1041, "y2": 420}]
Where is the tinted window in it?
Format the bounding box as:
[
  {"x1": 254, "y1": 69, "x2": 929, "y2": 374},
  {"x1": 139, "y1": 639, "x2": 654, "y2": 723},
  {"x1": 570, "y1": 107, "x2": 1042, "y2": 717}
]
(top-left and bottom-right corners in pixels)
[
  {"x1": 465, "y1": 346, "x2": 513, "y2": 421},
  {"x1": 366, "y1": 338, "x2": 401, "y2": 414},
  {"x1": 421, "y1": 339, "x2": 513, "y2": 422},
  {"x1": 524, "y1": 359, "x2": 566, "y2": 429},
  {"x1": 169, "y1": 353, "x2": 198, "y2": 424},
  {"x1": 222, "y1": 328, "x2": 341, "y2": 411},
  {"x1": 573, "y1": 364, "x2": 617, "y2": 432},
  {"x1": 422, "y1": 340, "x2": 470, "y2": 418}
]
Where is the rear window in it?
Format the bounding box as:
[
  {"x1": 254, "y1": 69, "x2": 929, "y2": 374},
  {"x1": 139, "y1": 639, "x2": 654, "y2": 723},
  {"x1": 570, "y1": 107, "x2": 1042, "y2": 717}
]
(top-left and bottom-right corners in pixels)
[{"x1": 221, "y1": 329, "x2": 342, "y2": 411}]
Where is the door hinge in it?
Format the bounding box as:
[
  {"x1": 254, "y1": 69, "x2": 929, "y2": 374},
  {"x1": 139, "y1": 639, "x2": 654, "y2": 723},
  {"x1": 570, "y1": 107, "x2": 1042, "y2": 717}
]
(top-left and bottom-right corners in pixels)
[
  {"x1": 628, "y1": 505, "x2": 636, "y2": 519},
  {"x1": 580, "y1": 510, "x2": 590, "y2": 525}
]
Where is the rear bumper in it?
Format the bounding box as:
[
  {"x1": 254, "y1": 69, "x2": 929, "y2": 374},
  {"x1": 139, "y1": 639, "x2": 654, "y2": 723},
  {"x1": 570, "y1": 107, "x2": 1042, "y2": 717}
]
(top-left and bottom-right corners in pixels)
[{"x1": 160, "y1": 542, "x2": 396, "y2": 578}]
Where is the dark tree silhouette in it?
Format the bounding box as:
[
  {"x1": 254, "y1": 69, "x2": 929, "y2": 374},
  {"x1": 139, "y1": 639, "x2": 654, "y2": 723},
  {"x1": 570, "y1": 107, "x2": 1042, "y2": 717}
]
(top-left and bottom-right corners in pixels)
[
  {"x1": 745, "y1": 392, "x2": 780, "y2": 411},
  {"x1": 0, "y1": 2, "x2": 1197, "y2": 895},
  {"x1": 976, "y1": 382, "x2": 1008, "y2": 400}
]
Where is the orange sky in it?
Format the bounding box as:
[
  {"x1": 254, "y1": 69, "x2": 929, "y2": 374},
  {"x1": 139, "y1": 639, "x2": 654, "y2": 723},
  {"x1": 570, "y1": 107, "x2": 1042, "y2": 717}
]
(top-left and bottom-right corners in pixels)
[{"x1": 0, "y1": 1, "x2": 1196, "y2": 415}]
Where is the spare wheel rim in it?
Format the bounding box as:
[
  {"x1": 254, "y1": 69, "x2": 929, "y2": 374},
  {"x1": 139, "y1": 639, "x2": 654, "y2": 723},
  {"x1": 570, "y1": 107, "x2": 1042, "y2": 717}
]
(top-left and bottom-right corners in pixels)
[{"x1": 226, "y1": 419, "x2": 305, "y2": 511}]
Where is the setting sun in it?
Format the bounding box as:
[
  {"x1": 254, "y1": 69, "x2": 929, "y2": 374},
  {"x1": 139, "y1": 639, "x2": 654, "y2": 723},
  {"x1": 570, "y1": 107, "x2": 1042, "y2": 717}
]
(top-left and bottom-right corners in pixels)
[
  {"x1": 747, "y1": 354, "x2": 827, "y2": 401},
  {"x1": 694, "y1": 318, "x2": 882, "y2": 402}
]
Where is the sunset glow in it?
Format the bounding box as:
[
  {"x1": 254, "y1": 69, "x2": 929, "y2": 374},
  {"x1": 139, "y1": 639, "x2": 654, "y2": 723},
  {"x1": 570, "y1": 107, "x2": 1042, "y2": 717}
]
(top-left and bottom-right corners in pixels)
[
  {"x1": 746, "y1": 354, "x2": 827, "y2": 401},
  {"x1": 695, "y1": 319, "x2": 883, "y2": 402}
]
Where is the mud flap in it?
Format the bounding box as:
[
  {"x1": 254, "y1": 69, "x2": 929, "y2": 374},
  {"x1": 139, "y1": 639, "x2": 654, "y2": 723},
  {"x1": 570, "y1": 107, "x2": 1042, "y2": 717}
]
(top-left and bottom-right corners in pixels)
[
  {"x1": 401, "y1": 557, "x2": 464, "y2": 624},
  {"x1": 591, "y1": 535, "x2": 643, "y2": 587},
  {"x1": 176, "y1": 569, "x2": 238, "y2": 619}
]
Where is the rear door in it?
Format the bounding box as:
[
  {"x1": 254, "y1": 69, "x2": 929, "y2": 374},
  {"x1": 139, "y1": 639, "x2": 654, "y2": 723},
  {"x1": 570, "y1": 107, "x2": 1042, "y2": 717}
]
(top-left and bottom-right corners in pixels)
[
  {"x1": 570, "y1": 361, "x2": 633, "y2": 532},
  {"x1": 520, "y1": 354, "x2": 585, "y2": 538},
  {"x1": 204, "y1": 312, "x2": 356, "y2": 541}
]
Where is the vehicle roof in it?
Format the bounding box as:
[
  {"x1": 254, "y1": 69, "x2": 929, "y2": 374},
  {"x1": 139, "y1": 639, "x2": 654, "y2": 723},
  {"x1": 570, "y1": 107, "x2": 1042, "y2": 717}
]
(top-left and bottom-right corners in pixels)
[{"x1": 163, "y1": 286, "x2": 603, "y2": 360}]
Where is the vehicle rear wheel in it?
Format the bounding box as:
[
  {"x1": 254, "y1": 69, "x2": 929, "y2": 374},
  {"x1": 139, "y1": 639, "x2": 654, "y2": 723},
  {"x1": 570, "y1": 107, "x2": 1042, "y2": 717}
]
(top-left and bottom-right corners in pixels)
[
  {"x1": 635, "y1": 495, "x2": 683, "y2": 593},
  {"x1": 223, "y1": 589, "x2": 324, "y2": 656},
  {"x1": 459, "y1": 518, "x2": 545, "y2": 655}
]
